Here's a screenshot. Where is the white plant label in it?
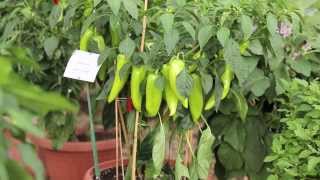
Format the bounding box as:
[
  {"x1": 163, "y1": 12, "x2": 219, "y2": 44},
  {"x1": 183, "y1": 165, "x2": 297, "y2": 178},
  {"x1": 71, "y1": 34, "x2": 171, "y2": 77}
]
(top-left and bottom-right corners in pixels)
[{"x1": 63, "y1": 50, "x2": 101, "y2": 82}]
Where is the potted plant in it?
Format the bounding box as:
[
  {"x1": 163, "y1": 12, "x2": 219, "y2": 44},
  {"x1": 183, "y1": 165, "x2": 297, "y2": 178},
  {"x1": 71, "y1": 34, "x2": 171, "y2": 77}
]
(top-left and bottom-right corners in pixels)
[
  {"x1": 1, "y1": 47, "x2": 78, "y2": 180},
  {"x1": 0, "y1": 1, "x2": 120, "y2": 180},
  {"x1": 80, "y1": 0, "x2": 320, "y2": 179}
]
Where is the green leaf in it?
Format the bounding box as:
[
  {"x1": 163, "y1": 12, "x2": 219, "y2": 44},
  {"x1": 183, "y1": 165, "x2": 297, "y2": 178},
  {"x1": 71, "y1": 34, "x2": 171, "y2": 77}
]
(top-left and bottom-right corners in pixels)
[
  {"x1": 176, "y1": 69, "x2": 193, "y2": 98},
  {"x1": 289, "y1": 59, "x2": 312, "y2": 77},
  {"x1": 240, "y1": 15, "x2": 254, "y2": 39},
  {"x1": 175, "y1": 0, "x2": 186, "y2": 7},
  {"x1": 44, "y1": 36, "x2": 59, "y2": 58},
  {"x1": 224, "y1": 120, "x2": 246, "y2": 152},
  {"x1": 231, "y1": 89, "x2": 248, "y2": 122},
  {"x1": 182, "y1": 22, "x2": 196, "y2": 40},
  {"x1": 200, "y1": 72, "x2": 213, "y2": 95},
  {"x1": 160, "y1": 13, "x2": 174, "y2": 33},
  {"x1": 152, "y1": 124, "x2": 166, "y2": 176},
  {"x1": 4, "y1": 74, "x2": 78, "y2": 114},
  {"x1": 217, "y1": 143, "x2": 243, "y2": 170},
  {"x1": 164, "y1": 29, "x2": 179, "y2": 55},
  {"x1": 217, "y1": 27, "x2": 230, "y2": 47},
  {"x1": 248, "y1": 40, "x2": 263, "y2": 55},
  {"x1": 189, "y1": 159, "x2": 199, "y2": 180},
  {"x1": 175, "y1": 153, "x2": 190, "y2": 180},
  {"x1": 49, "y1": 6, "x2": 63, "y2": 27},
  {"x1": 251, "y1": 78, "x2": 271, "y2": 97},
  {"x1": 244, "y1": 69, "x2": 271, "y2": 97},
  {"x1": 224, "y1": 39, "x2": 259, "y2": 84},
  {"x1": 197, "y1": 128, "x2": 215, "y2": 179},
  {"x1": 119, "y1": 37, "x2": 136, "y2": 57},
  {"x1": 243, "y1": 118, "x2": 266, "y2": 173},
  {"x1": 122, "y1": 0, "x2": 138, "y2": 19},
  {"x1": 0, "y1": 162, "x2": 8, "y2": 180},
  {"x1": 266, "y1": 13, "x2": 278, "y2": 35},
  {"x1": 6, "y1": 160, "x2": 33, "y2": 180},
  {"x1": 18, "y1": 144, "x2": 45, "y2": 180},
  {"x1": 8, "y1": 109, "x2": 44, "y2": 137},
  {"x1": 107, "y1": 0, "x2": 121, "y2": 15},
  {"x1": 0, "y1": 57, "x2": 12, "y2": 85},
  {"x1": 307, "y1": 156, "x2": 320, "y2": 173},
  {"x1": 198, "y1": 25, "x2": 213, "y2": 50},
  {"x1": 269, "y1": 34, "x2": 284, "y2": 59}
]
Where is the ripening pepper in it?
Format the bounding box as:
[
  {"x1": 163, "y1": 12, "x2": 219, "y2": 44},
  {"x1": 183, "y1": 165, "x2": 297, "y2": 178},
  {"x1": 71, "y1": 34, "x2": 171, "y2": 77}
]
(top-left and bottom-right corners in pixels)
[
  {"x1": 145, "y1": 72, "x2": 163, "y2": 117},
  {"x1": 80, "y1": 28, "x2": 94, "y2": 51},
  {"x1": 107, "y1": 54, "x2": 130, "y2": 103},
  {"x1": 189, "y1": 74, "x2": 204, "y2": 122},
  {"x1": 161, "y1": 64, "x2": 178, "y2": 116},
  {"x1": 221, "y1": 63, "x2": 233, "y2": 100},
  {"x1": 169, "y1": 57, "x2": 188, "y2": 108},
  {"x1": 130, "y1": 66, "x2": 146, "y2": 112}
]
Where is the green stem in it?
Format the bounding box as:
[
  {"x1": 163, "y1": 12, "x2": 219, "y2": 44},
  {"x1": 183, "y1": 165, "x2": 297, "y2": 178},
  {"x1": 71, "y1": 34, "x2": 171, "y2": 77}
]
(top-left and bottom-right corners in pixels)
[{"x1": 86, "y1": 83, "x2": 100, "y2": 178}]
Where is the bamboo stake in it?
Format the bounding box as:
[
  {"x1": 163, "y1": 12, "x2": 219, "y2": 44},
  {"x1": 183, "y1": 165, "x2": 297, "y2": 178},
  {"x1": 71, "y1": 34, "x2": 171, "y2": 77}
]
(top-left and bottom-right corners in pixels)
[
  {"x1": 115, "y1": 99, "x2": 119, "y2": 180},
  {"x1": 131, "y1": 0, "x2": 148, "y2": 179},
  {"x1": 117, "y1": 100, "x2": 129, "y2": 144},
  {"x1": 119, "y1": 122, "x2": 125, "y2": 179}
]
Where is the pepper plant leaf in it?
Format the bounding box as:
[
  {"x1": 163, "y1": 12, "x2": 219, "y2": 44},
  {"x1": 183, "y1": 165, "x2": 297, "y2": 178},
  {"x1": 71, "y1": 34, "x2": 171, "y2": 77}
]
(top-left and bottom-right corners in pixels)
[
  {"x1": 197, "y1": 128, "x2": 215, "y2": 179},
  {"x1": 175, "y1": 153, "x2": 190, "y2": 180},
  {"x1": 240, "y1": 14, "x2": 254, "y2": 40},
  {"x1": 231, "y1": 89, "x2": 248, "y2": 122},
  {"x1": 107, "y1": 0, "x2": 121, "y2": 15},
  {"x1": 152, "y1": 123, "x2": 166, "y2": 176},
  {"x1": 198, "y1": 25, "x2": 213, "y2": 50}
]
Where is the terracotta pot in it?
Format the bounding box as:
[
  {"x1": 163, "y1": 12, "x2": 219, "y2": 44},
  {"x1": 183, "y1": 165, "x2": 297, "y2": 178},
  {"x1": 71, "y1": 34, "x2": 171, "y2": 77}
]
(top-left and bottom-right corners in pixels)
[
  {"x1": 30, "y1": 130, "x2": 117, "y2": 180},
  {"x1": 83, "y1": 159, "x2": 128, "y2": 180}
]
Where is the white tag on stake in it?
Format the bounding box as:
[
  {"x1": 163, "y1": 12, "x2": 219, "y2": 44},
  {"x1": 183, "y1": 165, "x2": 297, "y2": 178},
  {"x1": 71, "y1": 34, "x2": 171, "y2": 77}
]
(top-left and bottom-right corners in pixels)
[{"x1": 63, "y1": 50, "x2": 101, "y2": 82}]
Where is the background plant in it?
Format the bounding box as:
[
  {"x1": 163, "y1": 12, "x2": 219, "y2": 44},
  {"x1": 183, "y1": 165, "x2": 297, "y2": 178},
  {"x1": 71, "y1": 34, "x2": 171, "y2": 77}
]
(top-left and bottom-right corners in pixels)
[
  {"x1": 265, "y1": 79, "x2": 320, "y2": 180},
  {"x1": 0, "y1": 47, "x2": 78, "y2": 180}
]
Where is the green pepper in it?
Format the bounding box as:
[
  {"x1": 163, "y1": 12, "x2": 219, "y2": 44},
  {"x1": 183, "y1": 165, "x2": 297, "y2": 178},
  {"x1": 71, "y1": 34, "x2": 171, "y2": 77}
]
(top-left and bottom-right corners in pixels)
[
  {"x1": 107, "y1": 54, "x2": 130, "y2": 103},
  {"x1": 221, "y1": 63, "x2": 233, "y2": 99},
  {"x1": 130, "y1": 66, "x2": 146, "y2": 112},
  {"x1": 83, "y1": 0, "x2": 93, "y2": 18},
  {"x1": 189, "y1": 74, "x2": 204, "y2": 122},
  {"x1": 92, "y1": 35, "x2": 108, "y2": 81},
  {"x1": 146, "y1": 72, "x2": 163, "y2": 117},
  {"x1": 109, "y1": 15, "x2": 121, "y2": 47},
  {"x1": 169, "y1": 57, "x2": 188, "y2": 108},
  {"x1": 161, "y1": 64, "x2": 178, "y2": 116},
  {"x1": 204, "y1": 90, "x2": 216, "y2": 111},
  {"x1": 80, "y1": 28, "x2": 94, "y2": 51},
  {"x1": 92, "y1": 35, "x2": 106, "y2": 52}
]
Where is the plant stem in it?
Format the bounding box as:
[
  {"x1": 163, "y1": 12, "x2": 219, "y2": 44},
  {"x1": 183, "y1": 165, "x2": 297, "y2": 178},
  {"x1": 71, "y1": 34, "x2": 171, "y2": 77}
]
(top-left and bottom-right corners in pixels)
[{"x1": 86, "y1": 83, "x2": 100, "y2": 178}]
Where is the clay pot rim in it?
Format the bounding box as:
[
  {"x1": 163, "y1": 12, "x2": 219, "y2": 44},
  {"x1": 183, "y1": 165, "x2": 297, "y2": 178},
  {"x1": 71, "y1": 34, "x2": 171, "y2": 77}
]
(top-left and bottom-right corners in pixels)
[
  {"x1": 83, "y1": 159, "x2": 129, "y2": 180},
  {"x1": 29, "y1": 129, "x2": 117, "y2": 152}
]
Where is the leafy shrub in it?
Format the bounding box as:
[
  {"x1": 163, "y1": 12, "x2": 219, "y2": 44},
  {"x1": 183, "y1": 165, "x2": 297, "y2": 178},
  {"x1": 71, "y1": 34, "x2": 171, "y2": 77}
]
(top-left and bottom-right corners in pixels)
[{"x1": 265, "y1": 79, "x2": 320, "y2": 179}]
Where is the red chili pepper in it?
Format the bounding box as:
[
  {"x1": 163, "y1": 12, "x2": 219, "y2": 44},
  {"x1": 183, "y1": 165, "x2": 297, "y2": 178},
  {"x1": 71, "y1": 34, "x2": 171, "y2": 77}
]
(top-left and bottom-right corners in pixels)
[
  {"x1": 53, "y1": 0, "x2": 59, "y2": 5},
  {"x1": 126, "y1": 97, "x2": 134, "y2": 112}
]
